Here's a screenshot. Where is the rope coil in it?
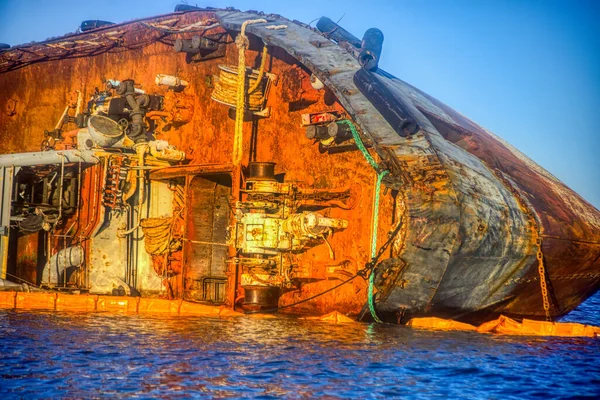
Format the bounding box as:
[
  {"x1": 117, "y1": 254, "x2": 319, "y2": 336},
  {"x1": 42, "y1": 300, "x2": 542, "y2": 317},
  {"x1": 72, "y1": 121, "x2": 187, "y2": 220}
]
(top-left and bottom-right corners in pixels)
[
  {"x1": 209, "y1": 19, "x2": 268, "y2": 166},
  {"x1": 233, "y1": 19, "x2": 266, "y2": 166},
  {"x1": 211, "y1": 65, "x2": 267, "y2": 110},
  {"x1": 140, "y1": 217, "x2": 181, "y2": 255}
]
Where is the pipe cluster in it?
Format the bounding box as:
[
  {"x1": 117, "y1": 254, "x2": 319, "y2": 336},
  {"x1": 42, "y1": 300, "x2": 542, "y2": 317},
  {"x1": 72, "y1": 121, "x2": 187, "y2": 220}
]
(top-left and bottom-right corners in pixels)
[{"x1": 116, "y1": 79, "x2": 149, "y2": 144}]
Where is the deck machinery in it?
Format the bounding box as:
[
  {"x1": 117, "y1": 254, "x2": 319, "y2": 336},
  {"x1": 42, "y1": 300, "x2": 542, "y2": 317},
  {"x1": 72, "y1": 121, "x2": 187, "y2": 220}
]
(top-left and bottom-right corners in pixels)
[{"x1": 0, "y1": 7, "x2": 598, "y2": 324}]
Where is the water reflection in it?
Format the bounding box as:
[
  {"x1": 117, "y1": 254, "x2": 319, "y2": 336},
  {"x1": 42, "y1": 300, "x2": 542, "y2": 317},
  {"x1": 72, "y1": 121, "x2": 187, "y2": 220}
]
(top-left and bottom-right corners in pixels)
[{"x1": 0, "y1": 293, "x2": 599, "y2": 398}]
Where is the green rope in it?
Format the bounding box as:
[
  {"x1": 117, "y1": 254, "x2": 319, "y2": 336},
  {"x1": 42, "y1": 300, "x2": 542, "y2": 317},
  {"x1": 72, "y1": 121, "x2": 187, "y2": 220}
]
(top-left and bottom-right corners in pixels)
[
  {"x1": 341, "y1": 120, "x2": 379, "y2": 170},
  {"x1": 367, "y1": 169, "x2": 389, "y2": 323},
  {"x1": 340, "y1": 119, "x2": 388, "y2": 323}
]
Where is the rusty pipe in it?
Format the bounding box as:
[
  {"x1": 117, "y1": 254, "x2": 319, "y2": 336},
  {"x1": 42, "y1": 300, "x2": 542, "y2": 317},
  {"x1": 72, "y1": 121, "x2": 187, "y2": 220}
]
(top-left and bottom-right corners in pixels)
[
  {"x1": 117, "y1": 143, "x2": 149, "y2": 237},
  {"x1": 118, "y1": 79, "x2": 148, "y2": 144},
  {"x1": 0, "y1": 149, "x2": 99, "y2": 167},
  {"x1": 125, "y1": 93, "x2": 149, "y2": 144}
]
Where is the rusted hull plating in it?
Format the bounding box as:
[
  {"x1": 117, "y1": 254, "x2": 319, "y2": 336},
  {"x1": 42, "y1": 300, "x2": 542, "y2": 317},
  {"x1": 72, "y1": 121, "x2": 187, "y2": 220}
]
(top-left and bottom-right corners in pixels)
[{"x1": 0, "y1": 8, "x2": 598, "y2": 324}]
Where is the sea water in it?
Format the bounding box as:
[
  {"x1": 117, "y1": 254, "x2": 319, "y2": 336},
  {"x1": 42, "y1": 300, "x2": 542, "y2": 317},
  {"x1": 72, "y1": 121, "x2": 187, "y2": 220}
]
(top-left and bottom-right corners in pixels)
[{"x1": 1, "y1": 293, "x2": 599, "y2": 398}]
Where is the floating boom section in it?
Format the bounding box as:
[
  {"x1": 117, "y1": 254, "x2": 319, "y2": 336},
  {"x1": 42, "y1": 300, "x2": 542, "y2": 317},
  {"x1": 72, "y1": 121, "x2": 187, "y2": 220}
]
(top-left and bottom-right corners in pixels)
[{"x1": 0, "y1": 8, "x2": 597, "y2": 323}]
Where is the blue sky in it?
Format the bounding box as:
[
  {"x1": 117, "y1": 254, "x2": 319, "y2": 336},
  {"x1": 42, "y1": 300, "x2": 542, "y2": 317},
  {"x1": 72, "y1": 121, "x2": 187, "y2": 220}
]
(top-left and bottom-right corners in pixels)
[{"x1": 1, "y1": 0, "x2": 599, "y2": 208}]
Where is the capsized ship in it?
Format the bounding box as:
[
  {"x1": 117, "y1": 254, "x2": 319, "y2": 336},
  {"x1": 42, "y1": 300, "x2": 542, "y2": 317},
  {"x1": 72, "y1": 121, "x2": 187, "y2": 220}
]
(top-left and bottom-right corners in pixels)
[{"x1": 0, "y1": 6, "x2": 598, "y2": 324}]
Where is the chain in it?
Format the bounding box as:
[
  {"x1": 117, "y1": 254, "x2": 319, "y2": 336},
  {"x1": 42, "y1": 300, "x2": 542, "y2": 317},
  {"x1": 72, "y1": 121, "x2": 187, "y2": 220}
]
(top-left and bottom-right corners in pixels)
[
  {"x1": 247, "y1": 193, "x2": 285, "y2": 203},
  {"x1": 494, "y1": 170, "x2": 552, "y2": 321},
  {"x1": 296, "y1": 190, "x2": 351, "y2": 202},
  {"x1": 535, "y1": 235, "x2": 551, "y2": 321},
  {"x1": 358, "y1": 218, "x2": 403, "y2": 279},
  {"x1": 247, "y1": 190, "x2": 351, "y2": 204}
]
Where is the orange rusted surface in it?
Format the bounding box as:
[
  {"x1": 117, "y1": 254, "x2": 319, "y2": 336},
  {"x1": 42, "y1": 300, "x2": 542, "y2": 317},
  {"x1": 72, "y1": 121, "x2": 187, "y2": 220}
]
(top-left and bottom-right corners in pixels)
[
  {"x1": 0, "y1": 10, "x2": 387, "y2": 316},
  {"x1": 14, "y1": 234, "x2": 38, "y2": 284}
]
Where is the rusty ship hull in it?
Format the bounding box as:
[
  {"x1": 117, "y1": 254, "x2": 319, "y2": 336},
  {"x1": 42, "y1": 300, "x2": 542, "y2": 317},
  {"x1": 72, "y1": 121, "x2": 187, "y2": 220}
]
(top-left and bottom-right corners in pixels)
[{"x1": 0, "y1": 8, "x2": 598, "y2": 324}]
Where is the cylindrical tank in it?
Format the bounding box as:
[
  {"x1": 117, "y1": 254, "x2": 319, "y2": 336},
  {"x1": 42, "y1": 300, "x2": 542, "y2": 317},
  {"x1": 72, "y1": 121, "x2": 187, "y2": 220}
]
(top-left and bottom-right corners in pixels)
[
  {"x1": 248, "y1": 162, "x2": 276, "y2": 181},
  {"x1": 87, "y1": 115, "x2": 124, "y2": 147},
  {"x1": 244, "y1": 286, "x2": 281, "y2": 310}
]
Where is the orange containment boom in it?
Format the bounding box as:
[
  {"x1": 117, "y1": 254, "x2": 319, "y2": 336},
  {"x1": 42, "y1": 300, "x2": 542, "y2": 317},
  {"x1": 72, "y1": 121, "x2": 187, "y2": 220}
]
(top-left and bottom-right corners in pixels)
[
  {"x1": 0, "y1": 291, "x2": 242, "y2": 317},
  {"x1": 303, "y1": 311, "x2": 357, "y2": 324},
  {"x1": 408, "y1": 315, "x2": 600, "y2": 338},
  {"x1": 2, "y1": 291, "x2": 597, "y2": 337}
]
